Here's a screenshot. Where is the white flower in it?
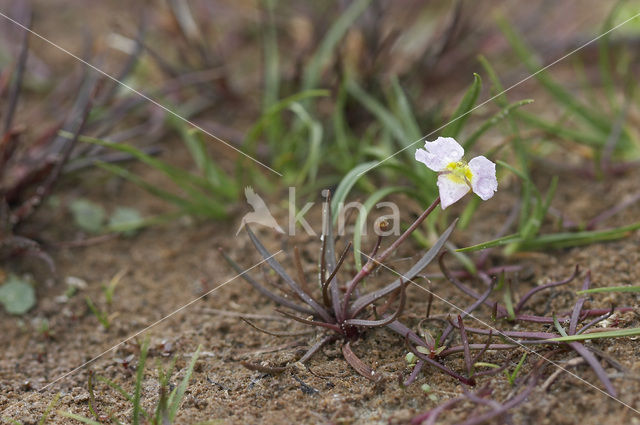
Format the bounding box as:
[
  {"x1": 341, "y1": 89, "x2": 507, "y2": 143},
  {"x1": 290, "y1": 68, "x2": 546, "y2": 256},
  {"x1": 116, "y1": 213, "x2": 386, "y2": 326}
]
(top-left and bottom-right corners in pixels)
[{"x1": 415, "y1": 137, "x2": 497, "y2": 209}]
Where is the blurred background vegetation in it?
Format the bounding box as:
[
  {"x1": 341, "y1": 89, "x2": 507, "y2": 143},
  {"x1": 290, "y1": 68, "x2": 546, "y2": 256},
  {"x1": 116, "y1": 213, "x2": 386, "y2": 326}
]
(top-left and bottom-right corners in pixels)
[{"x1": 1, "y1": 0, "x2": 639, "y2": 292}]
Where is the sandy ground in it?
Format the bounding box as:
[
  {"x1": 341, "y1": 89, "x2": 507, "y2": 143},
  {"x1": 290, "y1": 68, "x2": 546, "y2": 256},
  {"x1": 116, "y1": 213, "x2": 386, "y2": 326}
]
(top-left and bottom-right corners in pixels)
[{"x1": 1, "y1": 156, "x2": 639, "y2": 424}]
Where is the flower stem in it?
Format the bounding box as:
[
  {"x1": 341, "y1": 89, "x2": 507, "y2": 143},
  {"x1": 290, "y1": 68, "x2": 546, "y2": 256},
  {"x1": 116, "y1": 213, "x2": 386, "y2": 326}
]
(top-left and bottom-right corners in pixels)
[{"x1": 341, "y1": 196, "x2": 441, "y2": 318}]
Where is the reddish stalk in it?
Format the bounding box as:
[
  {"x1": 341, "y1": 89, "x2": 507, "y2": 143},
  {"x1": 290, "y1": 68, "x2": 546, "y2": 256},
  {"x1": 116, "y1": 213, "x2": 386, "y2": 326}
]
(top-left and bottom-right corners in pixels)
[{"x1": 341, "y1": 196, "x2": 441, "y2": 318}]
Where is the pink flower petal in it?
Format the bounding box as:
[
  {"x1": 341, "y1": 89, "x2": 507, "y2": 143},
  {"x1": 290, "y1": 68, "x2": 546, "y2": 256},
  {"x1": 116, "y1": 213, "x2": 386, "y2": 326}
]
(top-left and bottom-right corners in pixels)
[
  {"x1": 437, "y1": 174, "x2": 470, "y2": 209},
  {"x1": 468, "y1": 156, "x2": 497, "y2": 201},
  {"x1": 415, "y1": 137, "x2": 464, "y2": 172}
]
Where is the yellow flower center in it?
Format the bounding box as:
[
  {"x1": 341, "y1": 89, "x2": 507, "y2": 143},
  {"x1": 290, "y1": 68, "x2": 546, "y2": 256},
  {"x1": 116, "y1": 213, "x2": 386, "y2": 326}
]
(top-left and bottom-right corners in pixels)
[{"x1": 443, "y1": 161, "x2": 473, "y2": 185}]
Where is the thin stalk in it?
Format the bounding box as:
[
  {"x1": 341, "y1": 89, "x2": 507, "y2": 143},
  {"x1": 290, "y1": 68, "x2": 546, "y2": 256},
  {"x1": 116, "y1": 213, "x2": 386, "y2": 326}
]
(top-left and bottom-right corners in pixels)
[
  {"x1": 576, "y1": 307, "x2": 614, "y2": 335},
  {"x1": 458, "y1": 316, "x2": 473, "y2": 377},
  {"x1": 403, "y1": 360, "x2": 425, "y2": 386},
  {"x1": 321, "y1": 241, "x2": 351, "y2": 310},
  {"x1": 342, "y1": 196, "x2": 440, "y2": 318},
  {"x1": 569, "y1": 271, "x2": 591, "y2": 335}
]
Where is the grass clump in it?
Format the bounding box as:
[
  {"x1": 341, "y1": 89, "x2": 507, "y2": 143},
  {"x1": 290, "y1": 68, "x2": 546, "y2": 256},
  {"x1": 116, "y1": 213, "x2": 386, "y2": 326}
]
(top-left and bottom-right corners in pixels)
[{"x1": 59, "y1": 338, "x2": 202, "y2": 425}]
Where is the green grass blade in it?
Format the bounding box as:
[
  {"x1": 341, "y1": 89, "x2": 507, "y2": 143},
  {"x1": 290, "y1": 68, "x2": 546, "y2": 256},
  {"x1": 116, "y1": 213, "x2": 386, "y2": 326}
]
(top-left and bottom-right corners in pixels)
[
  {"x1": 446, "y1": 241, "x2": 478, "y2": 276},
  {"x1": 38, "y1": 393, "x2": 61, "y2": 425},
  {"x1": 549, "y1": 328, "x2": 640, "y2": 342},
  {"x1": 262, "y1": 0, "x2": 280, "y2": 112},
  {"x1": 87, "y1": 372, "x2": 99, "y2": 420},
  {"x1": 478, "y1": 56, "x2": 532, "y2": 227},
  {"x1": 347, "y1": 79, "x2": 438, "y2": 194},
  {"x1": 514, "y1": 111, "x2": 614, "y2": 148},
  {"x1": 332, "y1": 81, "x2": 355, "y2": 164},
  {"x1": 167, "y1": 345, "x2": 202, "y2": 421},
  {"x1": 458, "y1": 196, "x2": 481, "y2": 230},
  {"x1": 506, "y1": 353, "x2": 527, "y2": 386},
  {"x1": 498, "y1": 17, "x2": 614, "y2": 136},
  {"x1": 518, "y1": 176, "x2": 558, "y2": 243},
  {"x1": 347, "y1": 79, "x2": 408, "y2": 145},
  {"x1": 56, "y1": 412, "x2": 102, "y2": 425},
  {"x1": 180, "y1": 127, "x2": 213, "y2": 178},
  {"x1": 577, "y1": 286, "x2": 640, "y2": 294},
  {"x1": 288, "y1": 102, "x2": 323, "y2": 184},
  {"x1": 495, "y1": 161, "x2": 541, "y2": 200},
  {"x1": 302, "y1": 0, "x2": 372, "y2": 90},
  {"x1": 77, "y1": 133, "x2": 233, "y2": 204},
  {"x1": 261, "y1": 0, "x2": 284, "y2": 147},
  {"x1": 96, "y1": 376, "x2": 133, "y2": 402},
  {"x1": 539, "y1": 175, "x2": 558, "y2": 216},
  {"x1": 456, "y1": 234, "x2": 521, "y2": 253},
  {"x1": 441, "y1": 73, "x2": 482, "y2": 138},
  {"x1": 572, "y1": 55, "x2": 599, "y2": 108},
  {"x1": 553, "y1": 313, "x2": 568, "y2": 337},
  {"x1": 331, "y1": 161, "x2": 378, "y2": 224},
  {"x1": 85, "y1": 296, "x2": 109, "y2": 329},
  {"x1": 389, "y1": 76, "x2": 422, "y2": 141},
  {"x1": 155, "y1": 356, "x2": 179, "y2": 422},
  {"x1": 244, "y1": 89, "x2": 329, "y2": 150},
  {"x1": 503, "y1": 278, "x2": 516, "y2": 321},
  {"x1": 460, "y1": 220, "x2": 640, "y2": 253},
  {"x1": 95, "y1": 162, "x2": 191, "y2": 209},
  {"x1": 93, "y1": 376, "x2": 152, "y2": 421},
  {"x1": 133, "y1": 338, "x2": 150, "y2": 425},
  {"x1": 495, "y1": 158, "x2": 527, "y2": 179},
  {"x1": 174, "y1": 125, "x2": 238, "y2": 200},
  {"x1": 96, "y1": 162, "x2": 227, "y2": 219},
  {"x1": 478, "y1": 55, "x2": 507, "y2": 101},
  {"x1": 519, "y1": 221, "x2": 640, "y2": 250},
  {"x1": 95, "y1": 162, "x2": 193, "y2": 208},
  {"x1": 463, "y1": 99, "x2": 534, "y2": 150},
  {"x1": 496, "y1": 160, "x2": 540, "y2": 220},
  {"x1": 381, "y1": 161, "x2": 436, "y2": 203},
  {"x1": 159, "y1": 356, "x2": 179, "y2": 386},
  {"x1": 598, "y1": 2, "x2": 623, "y2": 110}
]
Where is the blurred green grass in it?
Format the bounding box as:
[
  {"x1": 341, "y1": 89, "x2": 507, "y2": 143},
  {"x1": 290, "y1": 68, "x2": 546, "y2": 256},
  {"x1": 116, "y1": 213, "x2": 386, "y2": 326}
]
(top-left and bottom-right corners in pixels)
[{"x1": 74, "y1": 1, "x2": 640, "y2": 258}]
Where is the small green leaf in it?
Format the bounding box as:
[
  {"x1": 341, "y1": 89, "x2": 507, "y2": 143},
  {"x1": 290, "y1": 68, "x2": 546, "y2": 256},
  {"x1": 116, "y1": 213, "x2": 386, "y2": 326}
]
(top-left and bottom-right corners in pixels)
[
  {"x1": 405, "y1": 352, "x2": 417, "y2": 366},
  {"x1": 107, "y1": 207, "x2": 144, "y2": 236},
  {"x1": 302, "y1": 0, "x2": 372, "y2": 91},
  {"x1": 69, "y1": 199, "x2": 106, "y2": 233},
  {"x1": 416, "y1": 346, "x2": 430, "y2": 355},
  {"x1": 0, "y1": 274, "x2": 36, "y2": 315},
  {"x1": 433, "y1": 346, "x2": 447, "y2": 356}
]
